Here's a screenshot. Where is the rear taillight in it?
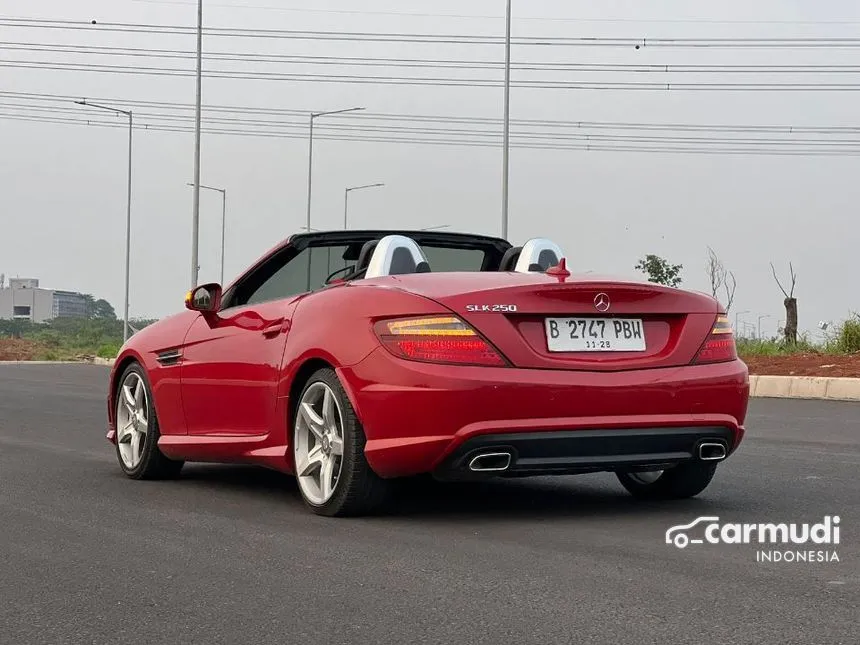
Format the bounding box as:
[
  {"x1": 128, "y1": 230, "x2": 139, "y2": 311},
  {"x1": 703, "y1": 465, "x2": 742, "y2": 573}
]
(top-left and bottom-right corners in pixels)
[
  {"x1": 693, "y1": 315, "x2": 738, "y2": 364},
  {"x1": 373, "y1": 316, "x2": 507, "y2": 367}
]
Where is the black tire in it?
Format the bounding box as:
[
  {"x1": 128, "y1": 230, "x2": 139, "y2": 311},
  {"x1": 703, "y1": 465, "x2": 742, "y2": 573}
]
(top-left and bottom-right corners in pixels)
[
  {"x1": 616, "y1": 461, "x2": 718, "y2": 500},
  {"x1": 114, "y1": 363, "x2": 184, "y2": 480},
  {"x1": 293, "y1": 368, "x2": 391, "y2": 517}
]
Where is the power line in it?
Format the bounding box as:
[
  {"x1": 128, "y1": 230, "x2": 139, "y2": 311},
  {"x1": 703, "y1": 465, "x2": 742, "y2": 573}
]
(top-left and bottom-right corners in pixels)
[
  {"x1": 10, "y1": 103, "x2": 860, "y2": 147},
  {"x1": 5, "y1": 59, "x2": 860, "y2": 91},
  {"x1": 2, "y1": 90, "x2": 858, "y2": 135},
  {"x1": 6, "y1": 100, "x2": 860, "y2": 147},
  {"x1": 3, "y1": 109, "x2": 860, "y2": 157},
  {"x1": 6, "y1": 42, "x2": 860, "y2": 75},
  {"x1": 125, "y1": 0, "x2": 860, "y2": 25},
  {"x1": 5, "y1": 19, "x2": 860, "y2": 48}
]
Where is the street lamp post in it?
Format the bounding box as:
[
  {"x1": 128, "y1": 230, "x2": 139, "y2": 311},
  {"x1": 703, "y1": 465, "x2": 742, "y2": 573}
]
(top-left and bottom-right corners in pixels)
[
  {"x1": 306, "y1": 107, "x2": 365, "y2": 232},
  {"x1": 501, "y1": 0, "x2": 512, "y2": 240},
  {"x1": 74, "y1": 99, "x2": 133, "y2": 344},
  {"x1": 758, "y1": 315, "x2": 771, "y2": 340},
  {"x1": 344, "y1": 183, "x2": 385, "y2": 229},
  {"x1": 735, "y1": 310, "x2": 750, "y2": 336},
  {"x1": 191, "y1": 0, "x2": 204, "y2": 289},
  {"x1": 186, "y1": 183, "x2": 227, "y2": 285}
]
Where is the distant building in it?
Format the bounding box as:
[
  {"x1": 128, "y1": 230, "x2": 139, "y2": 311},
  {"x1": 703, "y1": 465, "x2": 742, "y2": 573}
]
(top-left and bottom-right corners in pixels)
[{"x1": 0, "y1": 278, "x2": 89, "y2": 323}]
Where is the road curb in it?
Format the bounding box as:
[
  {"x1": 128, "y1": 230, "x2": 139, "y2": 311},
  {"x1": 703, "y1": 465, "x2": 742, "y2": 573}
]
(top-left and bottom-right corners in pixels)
[
  {"x1": 750, "y1": 375, "x2": 860, "y2": 402},
  {"x1": 0, "y1": 361, "x2": 84, "y2": 365}
]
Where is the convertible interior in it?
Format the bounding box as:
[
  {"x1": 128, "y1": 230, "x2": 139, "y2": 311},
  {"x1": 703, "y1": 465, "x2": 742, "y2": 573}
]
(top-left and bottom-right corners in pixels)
[{"x1": 327, "y1": 235, "x2": 566, "y2": 284}]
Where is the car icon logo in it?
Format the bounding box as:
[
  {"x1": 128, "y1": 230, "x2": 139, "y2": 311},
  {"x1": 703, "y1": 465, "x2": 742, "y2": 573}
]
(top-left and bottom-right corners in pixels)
[
  {"x1": 594, "y1": 293, "x2": 611, "y2": 313},
  {"x1": 665, "y1": 517, "x2": 720, "y2": 549}
]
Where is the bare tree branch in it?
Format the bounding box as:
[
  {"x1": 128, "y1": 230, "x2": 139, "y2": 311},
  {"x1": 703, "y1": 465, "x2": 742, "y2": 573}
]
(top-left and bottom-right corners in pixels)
[
  {"x1": 723, "y1": 271, "x2": 737, "y2": 313},
  {"x1": 789, "y1": 262, "x2": 797, "y2": 297},
  {"x1": 771, "y1": 262, "x2": 789, "y2": 298},
  {"x1": 706, "y1": 246, "x2": 725, "y2": 299}
]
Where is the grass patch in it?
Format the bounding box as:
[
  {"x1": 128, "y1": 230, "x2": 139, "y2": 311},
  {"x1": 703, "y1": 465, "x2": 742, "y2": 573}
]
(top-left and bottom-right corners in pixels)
[
  {"x1": 737, "y1": 336, "x2": 821, "y2": 357},
  {"x1": 738, "y1": 315, "x2": 860, "y2": 358},
  {"x1": 0, "y1": 318, "x2": 154, "y2": 360},
  {"x1": 831, "y1": 314, "x2": 860, "y2": 354}
]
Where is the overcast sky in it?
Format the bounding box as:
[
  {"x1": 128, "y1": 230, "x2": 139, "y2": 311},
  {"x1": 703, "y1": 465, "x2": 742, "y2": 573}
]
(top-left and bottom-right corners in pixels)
[{"x1": 1, "y1": 0, "x2": 857, "y2": 338}]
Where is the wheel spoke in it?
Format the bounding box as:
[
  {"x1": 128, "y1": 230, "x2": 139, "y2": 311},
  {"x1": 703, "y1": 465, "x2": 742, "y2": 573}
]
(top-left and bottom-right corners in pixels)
[
  {"x1": 320, "y1": 456, "x2": 335, "y2": 499},
  {"x1": 131, "y1": 430, "x2": 143, "y2": 465},
  {"x1": 300, "y1": 402, "x2": 325, "y2": 440},
  {"x1": 122, "y1": 384, "x2": 136, "y2": 411},
  {"x1": 322, "y1": 389, "x2": 338, "y2": 432},
  {"x1": 134, "y1": 378, "x2": 145, "y2": 408},
  {"x1": 118, "y1": 419, "x2": 135, "y2": 440},
  {"x1": 118, "y1": 426, "x2": 134, "y2": 444},
  {"x1": 297, "y1": 445, "x2": 324, "y2": 478},
  {"x1": 329, "y1": 437, "x2": 344, "y2": 456}
]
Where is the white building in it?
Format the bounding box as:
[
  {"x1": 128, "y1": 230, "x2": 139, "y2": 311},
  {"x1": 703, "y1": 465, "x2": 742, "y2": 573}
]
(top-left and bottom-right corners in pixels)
[{"x1": 0, "y1": 276, "x2": 89, "y2": 323}]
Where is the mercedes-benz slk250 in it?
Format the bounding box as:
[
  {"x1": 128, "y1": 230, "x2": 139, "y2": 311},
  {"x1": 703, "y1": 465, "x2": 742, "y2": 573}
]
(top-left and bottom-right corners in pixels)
[{"x1": 106, "y1": 231, "x2": 749, "y2": 516}]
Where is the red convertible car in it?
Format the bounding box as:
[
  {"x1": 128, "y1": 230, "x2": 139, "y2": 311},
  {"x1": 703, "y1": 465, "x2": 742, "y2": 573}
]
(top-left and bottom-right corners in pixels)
[{"x1": 107, "y1": 230, "x2": 749, "y2": 516}]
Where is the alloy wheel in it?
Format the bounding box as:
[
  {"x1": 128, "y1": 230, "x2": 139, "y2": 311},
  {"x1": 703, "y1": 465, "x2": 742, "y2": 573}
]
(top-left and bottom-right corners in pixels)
[
  {"x1": 116, "y1": 372, "x2": 149, "y2": 470},
  {"x1": 294, "y1": 382, "x2": 346, "y2": 506}
]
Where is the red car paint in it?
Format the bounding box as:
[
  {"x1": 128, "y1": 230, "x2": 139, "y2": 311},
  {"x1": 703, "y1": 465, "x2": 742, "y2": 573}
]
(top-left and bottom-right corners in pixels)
[{"x1": 107, "y1": 235, "x2": 749, "y2": 479}]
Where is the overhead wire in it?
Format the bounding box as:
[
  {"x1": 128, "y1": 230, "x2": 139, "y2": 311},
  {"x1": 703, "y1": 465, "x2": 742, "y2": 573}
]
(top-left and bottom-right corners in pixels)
[
  {"x1": 2, "y1": 90, "x2": 858, "y2": 136},
  {"x1": 3, "y1": 105, "x2": 860, "y2": 157},
  {"x1": 5, "y1": 42, "x2": 860, "y2": 74},
  {"x1": 4, "y1": 59, "x2": 860, "y2": 91},
  {"x1": 5, "y1": 19, "x2": 860, "y2": 48},
  {"x1": 122, "y1": 0, "x2": 860, "y2": 25}
]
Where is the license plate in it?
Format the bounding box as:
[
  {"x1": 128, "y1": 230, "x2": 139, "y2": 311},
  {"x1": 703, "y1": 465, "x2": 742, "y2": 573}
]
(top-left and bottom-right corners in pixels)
[{"x1": 545, "y1": 317, "x2": 646, "y2": 353}]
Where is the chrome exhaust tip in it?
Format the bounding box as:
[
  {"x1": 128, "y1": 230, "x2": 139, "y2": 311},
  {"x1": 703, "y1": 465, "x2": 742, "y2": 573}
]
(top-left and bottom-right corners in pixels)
[
  {"x1": 468, "y1": 452, "x2": 513, "y2": 473},
  {"x1": 699, "y1": 442, "x2": 728, "y2": 462}
]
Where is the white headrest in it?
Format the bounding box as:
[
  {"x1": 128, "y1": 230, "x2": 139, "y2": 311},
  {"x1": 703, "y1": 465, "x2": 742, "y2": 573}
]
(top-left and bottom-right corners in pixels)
[
  {"x1": 364, "y1": 235, "x2": 430, "y2": 279},
  {"x1": 514, "y1": 238, "x2": 565, "y2": 273}
]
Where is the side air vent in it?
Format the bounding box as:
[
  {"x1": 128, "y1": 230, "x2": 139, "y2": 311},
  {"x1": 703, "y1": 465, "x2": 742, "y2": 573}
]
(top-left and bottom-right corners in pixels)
[{"x1": 156, "y1": 350, "x2": 182, "y2": 367}]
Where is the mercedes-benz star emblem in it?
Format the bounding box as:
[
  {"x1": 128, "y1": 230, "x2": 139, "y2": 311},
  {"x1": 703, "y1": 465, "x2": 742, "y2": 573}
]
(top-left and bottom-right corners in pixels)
[{"x1": 594, "y1": 293, "x2": 611, "y2": 313}]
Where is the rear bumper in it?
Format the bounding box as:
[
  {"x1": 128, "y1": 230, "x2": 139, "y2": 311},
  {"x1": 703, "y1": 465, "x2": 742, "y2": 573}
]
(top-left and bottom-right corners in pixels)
[
  {"x1": 338, "y1": 348, "x2": 749, "y2": 479},
  {"x1": 435, "y1": 426, "x2": 734, "y2": 480}
]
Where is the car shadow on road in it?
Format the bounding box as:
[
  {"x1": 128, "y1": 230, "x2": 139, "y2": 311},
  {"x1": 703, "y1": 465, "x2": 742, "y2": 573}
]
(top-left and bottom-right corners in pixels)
[
  {"x1": 384, "y1": 475, "x2": 741, "y2": 521},
  {"x1": 173, "y1": 465, "x2": 740, "y2": 521}
]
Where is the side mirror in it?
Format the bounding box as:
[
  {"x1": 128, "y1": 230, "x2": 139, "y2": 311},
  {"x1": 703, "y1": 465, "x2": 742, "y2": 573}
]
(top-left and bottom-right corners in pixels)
[{"x1": 185, "y1": 283, "x2": 223, "y2": 313}]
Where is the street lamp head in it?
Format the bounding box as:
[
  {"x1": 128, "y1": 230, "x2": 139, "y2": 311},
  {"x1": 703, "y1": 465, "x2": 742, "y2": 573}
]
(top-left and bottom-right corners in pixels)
[{"x1": 312, "y1": 106, "x2": 366, "y2": 119}]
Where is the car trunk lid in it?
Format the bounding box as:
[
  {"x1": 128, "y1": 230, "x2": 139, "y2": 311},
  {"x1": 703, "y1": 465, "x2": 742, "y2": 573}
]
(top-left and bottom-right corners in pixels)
[{"x1": 388, "y1": 272, "x2": 720, "y2": 372}]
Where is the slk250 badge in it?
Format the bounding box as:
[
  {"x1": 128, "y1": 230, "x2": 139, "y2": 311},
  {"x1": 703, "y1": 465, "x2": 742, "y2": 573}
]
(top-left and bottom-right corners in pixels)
[{"x1": 466, "y1": 304, "x2": 518, "y2": 313}]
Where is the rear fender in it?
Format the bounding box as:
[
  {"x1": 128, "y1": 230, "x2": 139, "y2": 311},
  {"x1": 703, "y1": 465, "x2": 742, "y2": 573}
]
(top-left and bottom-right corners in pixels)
[{"x1": 278, "y1": 283, "x2": 454, "y2": 422}]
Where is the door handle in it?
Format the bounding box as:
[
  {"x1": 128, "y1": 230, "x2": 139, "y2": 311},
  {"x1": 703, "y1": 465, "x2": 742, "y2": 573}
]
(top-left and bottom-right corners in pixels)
[{"x1": 262, "y1": 318, "x2": 290, "y2": 337}]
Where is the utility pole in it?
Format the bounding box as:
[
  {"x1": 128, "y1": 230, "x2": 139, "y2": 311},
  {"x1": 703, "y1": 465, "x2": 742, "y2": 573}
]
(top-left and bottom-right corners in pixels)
[
  {"x1": 191, "y1": 0, "x2": 204, "y2": 288},
  {"x1": 735, "y1": 310, "x2": 750, "y2": 335},
  {"x1": 186, "y1": 183, "x2": 227, "y2": 285},
  {"x1": 306, "y1": 107, "x2": 365, "y2": 232},
  {"x1": 501, "y1": 0, "x2": 512, "y2": 240},
  {"x1": 73, "y1": 100, "x2": 133, "y2": 344},
  {"x1": 344, "y1": 183, "x2": 385, "y2": 229},
  {"x1": 758, "y1": 314, "x2": 771, "y2": 340}
]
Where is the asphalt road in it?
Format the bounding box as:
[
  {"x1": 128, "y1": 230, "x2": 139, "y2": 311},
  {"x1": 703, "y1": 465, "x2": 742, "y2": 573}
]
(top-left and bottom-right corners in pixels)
[{"x1": 0, "y1": 364, "x2": 857, "y2": 645}]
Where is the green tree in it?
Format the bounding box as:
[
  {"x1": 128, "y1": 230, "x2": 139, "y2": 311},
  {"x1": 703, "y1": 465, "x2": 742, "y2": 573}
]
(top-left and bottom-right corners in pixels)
[
  {"x1": 92, "y1": 299, "x2": 117, "y2": 320},
  {"x1": 82, "y1": 294, "x2": 96, "y2": 318},
  {"x1": 635, "y1": 255, "x2": 684, "y2": 288}
]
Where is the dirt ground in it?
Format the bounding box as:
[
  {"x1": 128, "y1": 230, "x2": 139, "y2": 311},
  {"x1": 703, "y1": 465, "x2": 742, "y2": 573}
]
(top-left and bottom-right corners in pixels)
[
  {"x1": 742, "y1": 353, "x2": 860, "y2": 378},
  {"x1": 0, "y1": 339, "x2": 42, "y2": 361}
]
